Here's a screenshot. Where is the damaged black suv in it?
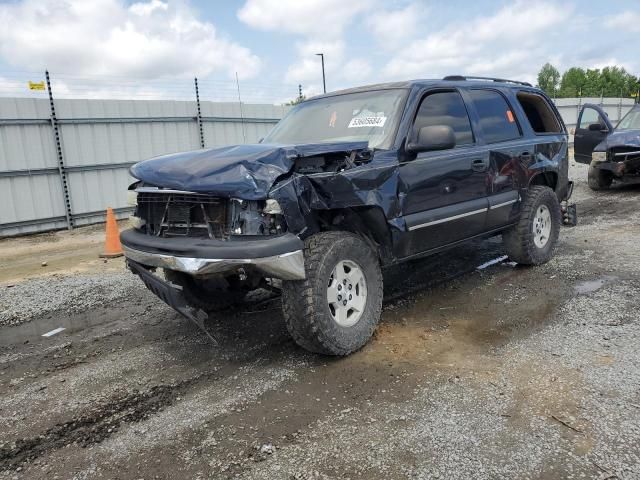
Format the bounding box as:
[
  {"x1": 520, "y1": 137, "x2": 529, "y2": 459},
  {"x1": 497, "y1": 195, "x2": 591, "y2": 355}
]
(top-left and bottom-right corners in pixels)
[
  {"x1": 574, "y1": 103, "x2": 640, "y2": 189},
  {"x1": 122, "y1": 76, "x2": 573, "y2": 356}
]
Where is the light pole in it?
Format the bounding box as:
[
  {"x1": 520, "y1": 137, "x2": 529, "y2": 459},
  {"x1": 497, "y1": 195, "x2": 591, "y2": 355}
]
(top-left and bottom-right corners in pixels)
[{"x1": 315, "y1": 53, "x2": 326, "y2": 93}]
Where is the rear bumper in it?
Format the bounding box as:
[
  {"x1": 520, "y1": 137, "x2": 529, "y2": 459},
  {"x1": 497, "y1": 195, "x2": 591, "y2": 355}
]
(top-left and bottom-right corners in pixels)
[{"x1": 120, "y1": 229, "x2": 305, "y2": 280}]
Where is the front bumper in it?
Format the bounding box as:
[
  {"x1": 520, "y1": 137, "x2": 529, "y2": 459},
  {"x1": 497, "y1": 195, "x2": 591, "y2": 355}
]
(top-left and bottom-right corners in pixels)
[
  {"x1": 120, "y1": 229, "x2": 306, "y2": 280},
  {"x1": 595, "y1": 160, "x2": 626, "y2": 176},
  {"x1": 127, "y1": 259, "x2": 218, "y2": 344}
]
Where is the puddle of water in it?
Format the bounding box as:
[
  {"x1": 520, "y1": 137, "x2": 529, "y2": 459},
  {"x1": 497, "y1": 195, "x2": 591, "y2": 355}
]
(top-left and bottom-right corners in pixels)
[
  {"x1": 574, "y1": 276, "x2": 618, "y2": 295},
  {"x1": 0, "y1": 307, "x2": 129, "y2": 349}
]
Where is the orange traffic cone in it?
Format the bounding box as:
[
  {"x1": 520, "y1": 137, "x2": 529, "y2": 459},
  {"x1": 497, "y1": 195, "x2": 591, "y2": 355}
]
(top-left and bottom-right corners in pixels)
[{"x1": 100, "y1": 207, "x2": 123, "y2": 258}]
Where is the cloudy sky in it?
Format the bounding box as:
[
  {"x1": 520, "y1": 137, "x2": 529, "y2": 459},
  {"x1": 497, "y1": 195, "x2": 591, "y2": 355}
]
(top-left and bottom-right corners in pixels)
[{"x1": 0, "y1": 0, "x2": 638, "y2": 102}]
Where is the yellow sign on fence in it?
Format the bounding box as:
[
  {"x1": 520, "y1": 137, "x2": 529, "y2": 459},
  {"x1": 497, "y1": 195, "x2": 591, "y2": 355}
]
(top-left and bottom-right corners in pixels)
[{"x1": 28, "y1": 81, "x2": 45, "y2": 91}]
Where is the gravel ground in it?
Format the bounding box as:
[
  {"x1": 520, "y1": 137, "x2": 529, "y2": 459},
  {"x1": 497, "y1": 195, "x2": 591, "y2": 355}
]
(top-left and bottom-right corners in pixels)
[
  {"x1": 0, "y1": 161, "x2": 639, "y2": 479},
  {"x1": 0, "y1": 273, "x2": 145, "y2": 327}
]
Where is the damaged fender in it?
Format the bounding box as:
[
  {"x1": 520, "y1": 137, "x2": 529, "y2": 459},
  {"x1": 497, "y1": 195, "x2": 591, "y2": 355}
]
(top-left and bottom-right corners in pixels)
[
  {"x1": 269, "y1": 150, "x2": 401, "y2": 237},
  {"x1": 131, "y1": 142, "x2": 403, "y2": 253}
]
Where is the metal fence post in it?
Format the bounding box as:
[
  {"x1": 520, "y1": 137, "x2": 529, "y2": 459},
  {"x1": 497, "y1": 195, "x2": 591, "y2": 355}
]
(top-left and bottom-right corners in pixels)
[
  {"x1": 194, "y1": 77, "x2": 205, "y2": 149},
  {"x1": 576, "y1": 96, "x2": 582, "y2": 129},
  {"x1": 46, "y1": 70, "x2": 74, "y2": 230},
  {"x1": 618, "y1": 95, "x2": 622, "y2": 122},
  {"x1": 235, "y1": 72, "x2": 246, "y2": 143}
]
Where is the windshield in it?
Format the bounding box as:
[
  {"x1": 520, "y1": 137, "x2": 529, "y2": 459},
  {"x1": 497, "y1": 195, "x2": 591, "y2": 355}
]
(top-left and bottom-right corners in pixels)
[
  {"x1": 617, "y1": 107, "x2": 640, "y2": 131},
  {"x1": 264, "y1": 89, "x2": 408, "y2": 149}
]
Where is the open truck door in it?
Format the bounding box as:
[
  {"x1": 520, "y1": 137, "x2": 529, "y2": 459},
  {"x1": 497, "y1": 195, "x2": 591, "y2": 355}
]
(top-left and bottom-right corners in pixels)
[{"x1": 574, "y1": 104, "x2": 613, "y2": 164}]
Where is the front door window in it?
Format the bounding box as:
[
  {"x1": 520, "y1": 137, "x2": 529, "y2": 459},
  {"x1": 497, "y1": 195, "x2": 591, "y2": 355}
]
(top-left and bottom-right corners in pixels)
[{"x1": 413, "y1": 91, "x2": 474, "y2": 146}]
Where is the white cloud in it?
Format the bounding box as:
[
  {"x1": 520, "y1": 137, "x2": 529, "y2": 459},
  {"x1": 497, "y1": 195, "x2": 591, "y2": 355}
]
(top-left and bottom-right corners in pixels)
[
  {"x1": 285, "y1": 40, "x2": 345, "y2": 85},
  {"x1": 366, "y1": 2, "x2": 425, "y2": 49},
  {"x1": 341, "y1": 58, "x2": 373, "y2": 82},
  {"x1": 238, "y1": 0, "x2": 374, "y2": 89},
  {"x1": 1, "y1": 0, "x2": 635, "y2": 103},
  {"x1": 382, "y1": 1, "x2": 573, "y2": 84},
  {"x1": 129, "y1": 0, "x2": 168, "y2": 16},
  {"x1": 0, "y1": 0, "x2": 261, "y2": 80},
  {"x1": 238, "y1": 0, "x2": 370, "y2": 36},
  {"x1": 604, "y1": 11, "x2": 640, "y2": 32}
]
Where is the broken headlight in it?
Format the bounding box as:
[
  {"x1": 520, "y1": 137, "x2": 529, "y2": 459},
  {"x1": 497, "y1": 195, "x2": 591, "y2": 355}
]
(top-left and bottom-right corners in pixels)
[
  {"x1": 263, "y1": 199, "x2": 282, "y2": 215},
  {"x1": 127, "y1": 182, "x2": 145, "y2": 230},
  {"x1": 230, "y1": 199, "x2": 286, "y2": 235},
  {"x1": 592, "y1": 151, "x2": 607, "y2": 163},
  {"x1": 127, "y1": 189, "x2": 138, "y2": 207}
]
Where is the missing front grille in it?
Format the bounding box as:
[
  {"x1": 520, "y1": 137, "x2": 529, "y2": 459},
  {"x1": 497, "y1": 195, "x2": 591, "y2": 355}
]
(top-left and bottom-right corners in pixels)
[{"x1": 137, "y1": 192, "x2": 228, "y2": 239}]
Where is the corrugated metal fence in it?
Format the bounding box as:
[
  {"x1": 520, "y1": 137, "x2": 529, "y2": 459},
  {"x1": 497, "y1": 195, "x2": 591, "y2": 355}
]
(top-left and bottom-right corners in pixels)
[
  {"x1": 553, "y1": 97, "x2": 636, "y2": 141},
  {"x1": 0, "y1": 96, "x2": 289, "y2": 237},
  {"x1": 0, "y1": 94, "x2": 636, "y2": 237}
]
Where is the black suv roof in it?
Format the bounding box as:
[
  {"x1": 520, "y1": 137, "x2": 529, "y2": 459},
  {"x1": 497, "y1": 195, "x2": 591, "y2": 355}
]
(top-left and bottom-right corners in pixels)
[{"x1": 315, "y1": 75, "x2": 535, "y2": 99}]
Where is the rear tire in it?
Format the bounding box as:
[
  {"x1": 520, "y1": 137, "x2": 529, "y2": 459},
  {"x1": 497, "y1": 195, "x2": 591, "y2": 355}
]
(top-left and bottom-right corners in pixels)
[
  {"x1": 164, "y1": 270, "x2": 246, "y2": 312},
  {"x1": 588, "y1": 165, "x2": 613, "y2": 190},
  {"x1": 503, "y1": 186, "x2": 561, "y2": 265},
  {"x1": 282, "y1": 231, "x2": 383, "y2": 356}
]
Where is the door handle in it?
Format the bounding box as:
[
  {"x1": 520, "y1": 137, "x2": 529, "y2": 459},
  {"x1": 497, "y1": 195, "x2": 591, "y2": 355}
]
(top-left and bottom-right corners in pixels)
[
  {"x1": 521, "y1": 151, "x2": 533, "y2": 161},
  {"x1": 471, "y1": 159, "x2": 487, "y2": 172}
]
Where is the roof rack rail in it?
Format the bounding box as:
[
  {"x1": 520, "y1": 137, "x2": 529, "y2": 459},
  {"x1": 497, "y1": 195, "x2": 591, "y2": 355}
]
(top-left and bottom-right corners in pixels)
[{"x1": 442, "y1": 75, "x2": 532, "y2": 87}]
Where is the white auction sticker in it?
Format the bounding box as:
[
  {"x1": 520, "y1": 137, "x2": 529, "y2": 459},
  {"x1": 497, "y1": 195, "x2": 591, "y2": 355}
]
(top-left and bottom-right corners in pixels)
[{"x1": 348, "y1": 116, "x2": 387, "y2": 128}]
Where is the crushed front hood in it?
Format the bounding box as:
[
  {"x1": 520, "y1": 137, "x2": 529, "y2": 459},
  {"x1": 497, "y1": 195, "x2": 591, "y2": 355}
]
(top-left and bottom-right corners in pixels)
[
  {"x1": 130, "y1": 141, "x2": 368, "y2": 199},
  {"x1": 604, "y1": 129, "x2": 640, "y2": 149}
]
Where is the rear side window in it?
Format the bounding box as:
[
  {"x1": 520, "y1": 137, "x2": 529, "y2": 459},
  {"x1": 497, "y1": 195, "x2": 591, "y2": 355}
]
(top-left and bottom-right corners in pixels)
[
  {"x1": 414, "y1": 91, "x2": 474, "y2": 146},
  {"x1": 469, "y1": 89, "x2": 520, "y2": 143},
  {"x1": 516, "y1": 92, "x2": 562, "y2": 133}
]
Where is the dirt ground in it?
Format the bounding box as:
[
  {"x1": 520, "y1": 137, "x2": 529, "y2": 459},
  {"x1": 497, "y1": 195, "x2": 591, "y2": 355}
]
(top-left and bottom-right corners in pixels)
[{"x1": 1, "y1": 162, "x2": 639, "y2": 479}]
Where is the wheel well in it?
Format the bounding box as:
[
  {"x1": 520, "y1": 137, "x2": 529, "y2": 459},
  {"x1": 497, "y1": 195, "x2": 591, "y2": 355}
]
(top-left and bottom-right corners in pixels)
[
  {"x1": 529, "y1": 172, "x2": 558, "y2": 191},
  {"x1": 312, "y1": 207, "x2": 393, "y2": 263}
]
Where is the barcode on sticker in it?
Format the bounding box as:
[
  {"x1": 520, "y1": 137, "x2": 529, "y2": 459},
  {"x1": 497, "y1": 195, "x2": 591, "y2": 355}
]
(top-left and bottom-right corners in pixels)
[{"x1": 348, "y1": 116, "x2": 387, "y2": 128}]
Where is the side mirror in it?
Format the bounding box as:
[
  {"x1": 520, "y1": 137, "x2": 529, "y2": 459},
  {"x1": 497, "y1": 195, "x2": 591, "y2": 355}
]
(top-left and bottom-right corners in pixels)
[
  {"x1": 407, "y1": 125, "x2": 456, "y2": 153},
  {"x1": 588, "y1": 123, "x2": 608, "y2": 133}
]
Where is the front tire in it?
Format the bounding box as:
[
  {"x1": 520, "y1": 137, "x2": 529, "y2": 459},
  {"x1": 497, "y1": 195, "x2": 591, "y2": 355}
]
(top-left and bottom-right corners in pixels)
[
  {"x1": 281, "y1": 231, "x2": 383, "y2": 356},
  {"x1": 588, "y1": 165, "x2": 613, "y2": 190},
  {"x1": 503, "y1": 186, "x2": 561, "y2": 265}
]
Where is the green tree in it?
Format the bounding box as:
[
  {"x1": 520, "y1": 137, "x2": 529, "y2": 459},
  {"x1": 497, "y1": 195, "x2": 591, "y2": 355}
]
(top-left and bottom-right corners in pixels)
[
  {"x1": 599, "y1": 66, "x2": 638, "y2": 97},
  {"x1": 632, "y1": 77, "x2": 640, "y2": 102},
  {"x1": 285, "y1": 95, "x2": 306, "y2": 106},
  {"x1": 537, "y1": 63, "x2": 560, "y2": 96},
  {"x1": 549, "y1": 64, "x2": 640, "y2": 99},
  {"x1": 559, "y1": 67, "x2": 586, "y2": 97},
  {"x1": 582, "y1": 68, "x2": 602, "y2": 97}
]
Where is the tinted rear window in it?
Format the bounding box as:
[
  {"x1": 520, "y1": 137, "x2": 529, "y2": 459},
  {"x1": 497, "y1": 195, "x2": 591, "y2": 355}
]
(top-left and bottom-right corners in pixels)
[{"x1": 469, "y1": 89, "x2": 521, "y2": 143}]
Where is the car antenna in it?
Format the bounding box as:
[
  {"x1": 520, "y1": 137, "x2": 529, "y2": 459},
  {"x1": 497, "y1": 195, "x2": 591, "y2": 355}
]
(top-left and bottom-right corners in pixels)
[{"x1": 236, "y1": 71, "x2": 246, "y2": 143}]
